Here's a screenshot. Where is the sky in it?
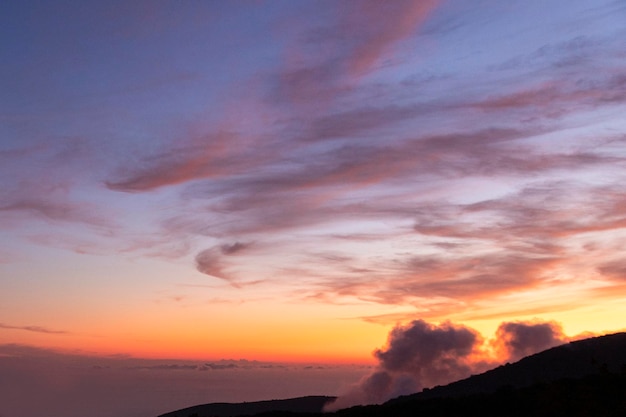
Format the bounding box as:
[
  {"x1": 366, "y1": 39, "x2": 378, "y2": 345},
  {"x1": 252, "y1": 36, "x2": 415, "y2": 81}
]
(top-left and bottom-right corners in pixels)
[{"x1": 1, "y1": 0, "x2": 626, "y2": 416}]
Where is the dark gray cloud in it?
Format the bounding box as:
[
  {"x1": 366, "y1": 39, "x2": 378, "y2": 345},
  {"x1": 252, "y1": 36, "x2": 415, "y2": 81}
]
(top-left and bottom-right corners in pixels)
[
  {"x1": 328, "y1": 318, "x2": 573, "y2": 410},
  {"x1": 220, "y1": 241, "x2": 252, "y2": 255},
  {"x1": 493, "y1": 320, "x2": 568, "y2": 362},
  {"x1": 327, "y1": 320, "x2": 489, "y2": 410},
  {"x1": 374, "y1": 320, "x2": 480, "y2": 379}
]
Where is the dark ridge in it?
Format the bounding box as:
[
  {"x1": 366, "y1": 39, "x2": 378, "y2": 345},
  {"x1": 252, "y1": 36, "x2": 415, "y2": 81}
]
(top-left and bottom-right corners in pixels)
[
  {"x1": 157, "y1": 395, "x2": 335, "y2": 417},
  {"x1": 329, "y1": 372, "x2": 626, "y2": 417}
]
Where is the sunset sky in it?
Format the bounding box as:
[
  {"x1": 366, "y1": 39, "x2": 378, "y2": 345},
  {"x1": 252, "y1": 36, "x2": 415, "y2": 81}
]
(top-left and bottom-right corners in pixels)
[{"x1": 2, "y1": 1, "x2": 626, "y2": 415}]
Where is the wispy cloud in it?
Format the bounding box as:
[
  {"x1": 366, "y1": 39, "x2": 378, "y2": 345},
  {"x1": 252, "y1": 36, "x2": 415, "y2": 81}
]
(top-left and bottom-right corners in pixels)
[
  {"x1": 597, "y1": 260, "x2": 626, "y2": 281},
  {"x1": 105, "y1": 131, "x2": 265, "y2": 192},
  {"x1": 0, "y1": 323, "x2": 69, "y2": 335},
  {"x1": 271, "y1": 1, "x2": 439, "y2": 107},
  {"x1": 334, "y1": 0, "x2": 441, "y2": 77}
]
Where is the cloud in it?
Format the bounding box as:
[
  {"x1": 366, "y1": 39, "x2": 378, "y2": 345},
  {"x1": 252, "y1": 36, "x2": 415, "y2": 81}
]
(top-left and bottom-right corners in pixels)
[
  {"x1": 128, "y1": 364, "x2": 200, "y2": 371},
  {"x1": 0, "y1": 141, "x2": 130, "y2": 260},
  {"x1": 0, "y1": 323, "x2": 69, "y2": 335},
  {"x1": 203, "y1": 362, "x2": 238, "y2": 370},
  {"x1": 373, "y1": 320, "x2": 480, "y2": 377},
  {"x1": 598, "y1": 260, "x2": 626, "y2": 281},
  {"x1": 171, "y1": 146, "x2": 625, "y2": 308},
  {"x1": 492, "y1": 320, "x2": 568, "y2": 362},
  {"x1": 469, "y1": 75, "x2": 626, "y2": 120},
  {"x1": 219, "y1": 241, "x2": 252, "y2": 255},
  {"x1": 8, "y1": 0, "x2": 625, "y2": 360},
  {"x1": 415, "y1": 181, "x2": 626, "y2": 242},
  {"x1": 103, "y1": 2, "x2": 438, "y2": 194},
  {"x1": 326, "y1": 320, "x2": 488, "y2": 410},
  {"x1": 160, "y1": 133, "x2": 626, "y2": 320},
  {"x1": 105, "y1": 131, "x2": 253, "y2": 192},
  {"x1": 106, "y1": 19, "x2": 626, "y2": 198},
  {"x1": 333, "y1": 0, "x2": 440, "y2": 77},
  {"x1": 0, "y1": 198, "x2": 106, "y2": 226},
  {"x1": 194, "y1": 242, "x2": 252, "y2": 284},
  {"x1": 327, "y1": 318, "x2": 573, "y2": 411},
  {"x1": 308, "y1": 249, "x2": 563, "y2": 310},
  {"x1": 195, "y1": 247, "x2": 230, "y2": 281},
  {"x1": 0, "y1": 142, "x2": 113, "y2": 230},
  {"x1": 272, "y1": 1, "x2": 439, "y2": 105},
  {"x1": 172, "y1": 127, "x2": 618, "y2": 239}
]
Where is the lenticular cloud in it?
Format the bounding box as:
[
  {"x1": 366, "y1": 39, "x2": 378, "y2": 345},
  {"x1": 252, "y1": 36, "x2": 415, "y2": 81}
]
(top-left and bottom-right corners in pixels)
[{"x1": 326, "y1": 318, "x2": 570, "y2": 410}]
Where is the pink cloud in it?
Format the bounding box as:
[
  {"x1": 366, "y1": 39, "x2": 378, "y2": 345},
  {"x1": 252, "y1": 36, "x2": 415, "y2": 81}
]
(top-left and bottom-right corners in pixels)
[
  {"x1": 271, "y1": 1, "x2": 439, "y2": 108},
  {"x1": 337, "y1": 0, "x2": 440, "y2": 77},
  {"x1": 105, "y1": 131, "x2": 247, "y2": 192},
  {"x1": 309, "y1": 252, "x2": 562, "y2": 309}
]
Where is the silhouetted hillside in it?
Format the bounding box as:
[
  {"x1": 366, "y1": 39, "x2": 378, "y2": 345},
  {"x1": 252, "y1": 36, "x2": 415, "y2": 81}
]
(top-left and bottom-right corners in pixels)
[
  {"x1": 329, "y1": 372, "x2": 626, "y2": 417},
  {"x1": 158, "y1": 395, "x2": 335, "y2": 417}
]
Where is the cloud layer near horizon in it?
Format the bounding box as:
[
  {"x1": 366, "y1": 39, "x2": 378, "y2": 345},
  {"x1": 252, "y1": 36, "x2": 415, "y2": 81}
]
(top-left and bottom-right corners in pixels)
[{"x1": 0, "y1": 344, "x2": 370, "y2": 417}]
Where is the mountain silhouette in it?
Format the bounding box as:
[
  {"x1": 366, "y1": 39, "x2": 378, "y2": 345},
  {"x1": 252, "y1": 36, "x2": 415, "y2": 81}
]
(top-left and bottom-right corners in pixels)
[
  {"x1": 159, "y1": 332, "x2": 626, "y2": 417},
  {"x1": 157, "y1": 395, "x2": 335, "y2": 417}
]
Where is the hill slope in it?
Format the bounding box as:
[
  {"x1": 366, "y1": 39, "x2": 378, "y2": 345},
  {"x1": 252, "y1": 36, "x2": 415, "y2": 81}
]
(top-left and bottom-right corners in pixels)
[
  {"x1": 403, "y1": 331, "x2": 626, "y2": 401},
  {"x1": 332, "y1": 372, "x2": 626, "y2": 417},
  {"x1": 158, "y1": 395, "x2": 335, "y2": 417}
]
